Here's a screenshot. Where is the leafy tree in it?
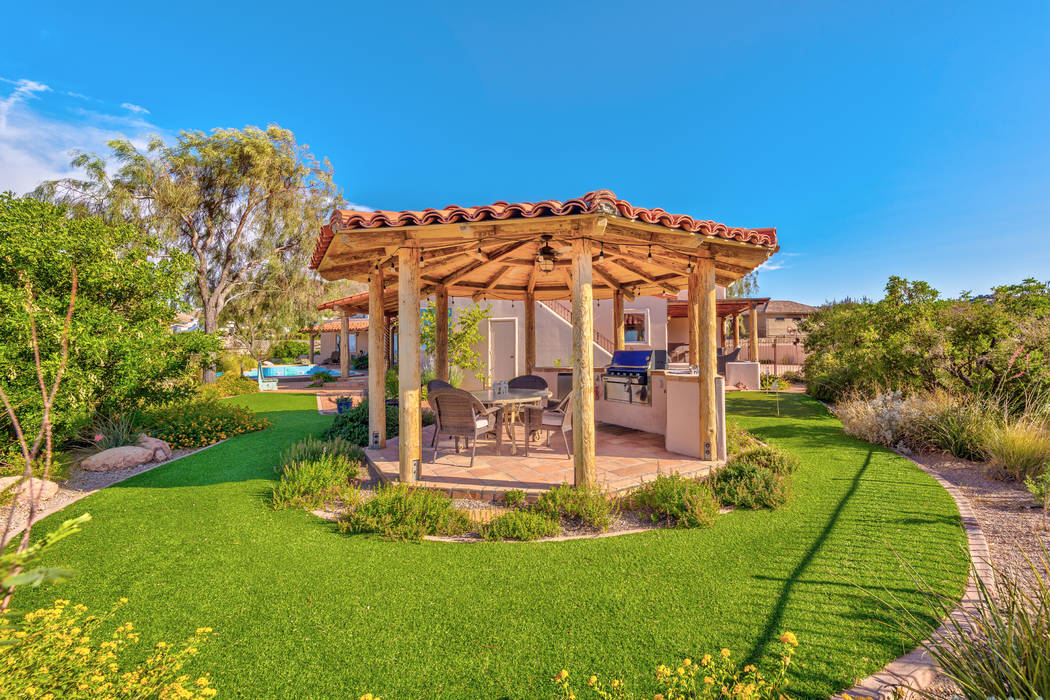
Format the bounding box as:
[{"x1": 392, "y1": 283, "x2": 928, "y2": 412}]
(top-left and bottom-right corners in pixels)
[
  {"x1": 726, "y1": 272, "x2": 759, "y2": 298},
  {"x1": 36, "y1": 126, "x2": 339, "y2": 382},
  {"x1": 420, "y1": 301, "x2": 491, "y2": 383},
  {"x1": 0, "y1": 193, "x2": 214, "y2": 455}
]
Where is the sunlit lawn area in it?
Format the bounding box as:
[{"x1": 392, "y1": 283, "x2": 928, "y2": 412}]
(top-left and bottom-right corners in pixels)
[{"x1": 19, "y1": 391, "x2": 969, "y2": 698}]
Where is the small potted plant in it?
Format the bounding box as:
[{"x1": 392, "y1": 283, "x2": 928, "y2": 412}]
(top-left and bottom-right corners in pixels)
[{"x1": 335, "y1": 396, "x2": 354, "y2": 414}]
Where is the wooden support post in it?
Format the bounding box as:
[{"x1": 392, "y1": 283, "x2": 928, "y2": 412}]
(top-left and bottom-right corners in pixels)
[
  {"x1": 571, "y1": 237, "x2": 596, "y2": 487},
  {"x1": 698, "y1": 258, "x2": 717, "y2": 462},
  {"x1": 398, "y1": 245, "x2": 421, "y2": 482},
  {"x1": 687, "y1": 270, "x2": 700, "y2": 366},
  {"x1": 309, "y1": 334, "x2": 316, "y2": 363},
  {"x1": 732, "y1": 314, "x2": 740, "y2": 349},
  {"x1": 718, "y1": 315, "x2": 725, "y2": 351},
  {"x1": 749, "y1": 305, "x2": 759, "y2": 362},
  {"x1": 339, "y1": 311, "x2": 350, "y2": 379},
  {"x1": 435, "y1": 286, "x2": 449, "y2": 382},
  {"x1": 524, "y1": 291, "x2": 536, "y2": 373},
  {"x1": 612, "y1": 290, "x2": 625, "y2": 351},
  {"x1": 368, "y1": 267, "x2": 386, "y2": 449}
]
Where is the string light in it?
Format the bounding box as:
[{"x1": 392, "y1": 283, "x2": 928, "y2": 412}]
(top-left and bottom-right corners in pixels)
[
  {"x1": 647, "y1": 245, "x2": 653, "y2": 259},
  {"x1": 390, "y1": 259, "x2": 395, "y2": 270},
  {"x1": 599, "y1": 241, "x2": 605, "y2": 260}
]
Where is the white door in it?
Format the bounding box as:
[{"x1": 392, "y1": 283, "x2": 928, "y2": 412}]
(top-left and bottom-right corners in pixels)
[{"x1": 489, "y1": 319, "x2": 517, "y2": 382}]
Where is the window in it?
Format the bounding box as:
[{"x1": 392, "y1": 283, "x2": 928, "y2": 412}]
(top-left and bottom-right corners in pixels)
[
  {"x1": 775, "y1": 317, "x2": 785, "y2": 322},
  {"x1": 624, "y1": 310, "x2": 648, "y2": 344}
]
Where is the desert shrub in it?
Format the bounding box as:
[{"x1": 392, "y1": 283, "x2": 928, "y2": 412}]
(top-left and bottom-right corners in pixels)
[
  {"x1": 881, "y1": 550, "x2": 1050, "y2": 700},
  {"x1": 0, "y1": 598, "x2": 216, "y2": 698},
  {"x1": 200, "y1": 373, "x2": 259, "y2": 400},
  {"x1": 84, "y1": 414, "x2": 142, "y2": 452},
  {"x1": 278, "y1": 435, "x2": 362, "y2": 468},
  {"x1": 351, "y1": 354, "x2": 369, "y2": 370},
  {"x1": 553, "y1": 632, "x2": 798, "y2": 699},
  {"x1": 1026, "y1": 471, "x2": 1050, "y2": 512},
  {"x1": 481, "y1": 510, "x2": 560, "y2": 541},
  {"x1": 272, "y1": 454, "x2": 361, "y2": 510},
  {"x1": 534, "y1": 483, "x2": 618, "y2": 531},
  {"x1": 712, "y1": 457, "x2": 790, "y2": 510},
  {"x1": 308, "y1": 369, "x2": 336, "y2": 387},
  {"x1": 760, "y1": 373, "x2": 788, "y2": 391},
  {"x1": 323, "y1": 399, "x2": 434, "y2": 447},
  {"x1": 630, "y1": 473, "x2": 719, "y2": 528},
  {"x1": 781, "y1": 369, "x2": 804, "y2": 382},
  {"x1": 502, "y1": 489, "x2": 527, "y2": 508},
  {"x1": 833, "y1": 390, "x2": 926, "y2": 448},
  {"x1": 338, "y1": 483, "x2": 469, "y2": 540},
  {"x1": 731, "y1": 445, "x2": 800, "y2": 475},
  {"x1": 982, "y1": 419, "x2": 1050, "y2": 481},
  {"x1": 385, "y1": 366, "x2": 399, "y2": 399},
  {"x1": 136, "y1": 399, "x2": 270, "y2": 449},
  {"x1": 911, "y1": 391, "x2": 992, "y2": 460},
  {"x1": 726, "y1": 420, "x2": 760, "y2": 456}
]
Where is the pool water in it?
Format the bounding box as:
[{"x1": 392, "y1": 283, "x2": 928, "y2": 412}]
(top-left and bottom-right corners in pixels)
[{"x1": 243, "y1": 364, "x2": 345, "y2": 379}]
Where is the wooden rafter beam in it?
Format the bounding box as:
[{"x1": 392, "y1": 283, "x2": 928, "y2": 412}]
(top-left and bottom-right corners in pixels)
[
  {"x1": 472, "y1": 265, "x2": 512, "y2": 301},
  {"x1": 608, "y1": 257, "x2": 679, "y2": 294},
  {"x1": 441, "y1": 240, "x2": 532, "y2": 287},
  {"x1": 592, "y1": 263, "x2": 636, "y2": 300}
]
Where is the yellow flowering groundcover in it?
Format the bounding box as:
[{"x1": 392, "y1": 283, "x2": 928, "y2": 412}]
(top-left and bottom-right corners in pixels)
[
  {"x1": 137, "y1": 398, "x2": 270, "y2": 449},
  {"x1": 0, "y1": 598, "x2": 216, "y2": 698}
]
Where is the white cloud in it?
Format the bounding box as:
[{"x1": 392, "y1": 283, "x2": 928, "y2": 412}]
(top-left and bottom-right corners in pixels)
[
  {"x1": 759, "y1": 260, "x2": 787, "y2": 272},
  {"x1": 344, "y1": 201, "x2": 375, "y2": 212},
  {"x1": 120, "y1": 102, "x2": 150, "y2": 115},
  {"x1": 0, "y1": 78, "x2": 166, "y2": 195}
]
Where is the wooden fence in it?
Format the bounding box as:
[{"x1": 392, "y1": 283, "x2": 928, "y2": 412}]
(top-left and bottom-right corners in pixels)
[{"x1": 731, "y1": 337, "x2": 807, "y2": 374}]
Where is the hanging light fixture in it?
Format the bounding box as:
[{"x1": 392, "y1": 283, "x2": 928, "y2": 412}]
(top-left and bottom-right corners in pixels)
[
  {"x1": 647, "y1": 244, "x2": 653, "y2": 259},
  {"x1": 599, "y1": 241, "x2": 605, "y2": 260},
  {"x1": 536, "y1": 234, "x2": 557, "y2": 273}
]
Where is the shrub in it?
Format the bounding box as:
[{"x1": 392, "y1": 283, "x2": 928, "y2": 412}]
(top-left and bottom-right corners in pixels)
[
  {"x1": 553, "y1": 633, "x2": 798, "y2": 699},
  {"x1": 324, "y1": 399, "x2": 434, "y2": 447},
  {"x1": 913, "y1": 391, "x2": 992, "y2": 461},
  {"x1": 338, "y1": 483, "x2": 470, "y2": 540},
  {"x1": 0, "y1": 598, "x2": 216, "y2": 698},
  {"x1": 760, "y1": 373, "x2": 788, "y2": 391},
  {"x1": 502, "y1": 488, "x2": 527, "y2": 508},
  {"x1": 270, "y1": 339, "x2": 309, "y2": 361},
  {"x1": 84, "y1": 414, "x2": 142, "y2": 452},
  {"x1": 1026, "y1": 471, "x2": 1050, "y2": 511},
  {"x1": 630, "y1": 473, "x2": 720, "y2": 528},
  {"x1": 481, "y1": 510, "x2": 560, "y2": 541},
  {"x1": 385, "y1": 366, "x2": 399, "y2": 399},
  {"x1": 136, "y1": 399, "x2": 270, "y2": 449},
  {"x1": 308, "y1": 370, "x2": 336, "y2": 387},
  {"x1": 200, "y1": 373, "x2": 259, "y2": 399},
  {"x1": 833, "y1": 390, "x2": 926, "y2": 448},
  {"x1": 712, "y1": 458, "x2": 790, "y2": 510},
  {"x1": 272, "y1": 454, "x2": 361, "y2": 510},
  {"x1": 535, "y1": 483, "x2": 618, "y2": 531},
  {"x1": 731, "y1": 445, "x2": 800, "y2": 475},
  {"x1": 726, "y1": 420, "x2": 761, "y2": 456},
  {"x1": 351, "y1": 354, "x2": 369, "y2": 370},
  {"x1": 983, "y1": 419, "x2": 1050, "y2": 481},
  {"x1": 279, "y1": 435, "x2": 362, "y2": 468}
]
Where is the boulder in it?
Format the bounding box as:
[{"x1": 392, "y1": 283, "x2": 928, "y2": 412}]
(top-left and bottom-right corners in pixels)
[
  {"x1": 0, "y1": 476, "x2": 60, "y2": 502},
  {"x1": 80, "y1": 445, "x2": 154, "y2": 472},
  {"x1": 136, "y1": 435, "x2": 172, "y2": 462}
]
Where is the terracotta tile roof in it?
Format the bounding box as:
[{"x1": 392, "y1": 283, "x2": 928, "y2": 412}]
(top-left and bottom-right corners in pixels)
[
  {"x1": 301, "y1": 318, "x2": 369, "y2": 334},
  {"x1": 760, "y1": 300, "x2": 818, "y2": 315},
  {"x1": 310, "y1": 190, "x2": 777, "y2": 269}
]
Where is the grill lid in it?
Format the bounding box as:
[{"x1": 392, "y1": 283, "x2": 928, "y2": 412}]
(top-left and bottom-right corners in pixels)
[{"x1": 608, "y1": 349, "x2": 653, "y2": 370}]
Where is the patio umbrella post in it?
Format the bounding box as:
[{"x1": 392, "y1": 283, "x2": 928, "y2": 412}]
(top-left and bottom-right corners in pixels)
[
  {"x1": 435, "y1": 286, "x2": 449, "y2": 382},
  {"x1": 571, "y1": 233, "x2": 597, "y2": 487},
  {"x1": 398, "y1": 245, "x2": 422, "y2": 482},
  {"x1": 368, "y1": 265, "x2": 386, "y2": 449}
]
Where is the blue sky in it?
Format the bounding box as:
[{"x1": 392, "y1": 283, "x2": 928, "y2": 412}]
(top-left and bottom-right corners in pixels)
[{"x1": 2, "y1": 1, "x2": 1048, "y2": 305}]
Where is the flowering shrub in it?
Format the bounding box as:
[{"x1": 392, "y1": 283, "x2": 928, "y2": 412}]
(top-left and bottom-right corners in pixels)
[
  {"x1": 137, "y1": 399, "x2": 270, "y2": 449},
  {"x1": 833, "y1": 391, "x2": 926, "y2": 448},
  {"x1": 338, "y1": 483, "x2": 470, "y2": 541},
  {"x1": 271, "y1": 437, "x2": 364, "y2": 510},
  {"x1": 199, "y1": 374, "x2": 259, "y2": 400},
  {"x1": 630, "y1": 474, "x2": 719, "y2": 528},
  {"x1": 553, "y1": 632, "x2": 798, "y2": 699},
  {"x1": 0, "y1": 598, "x2": 216, "y2": 698},
  {"x1": 726, "y1": 421, "x2": 760, "y2": 457}
]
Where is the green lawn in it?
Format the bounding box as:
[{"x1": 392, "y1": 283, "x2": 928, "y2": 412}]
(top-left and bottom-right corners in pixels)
[{"x1": 17, "y1": 392, "x2": 968, "y2": 699}]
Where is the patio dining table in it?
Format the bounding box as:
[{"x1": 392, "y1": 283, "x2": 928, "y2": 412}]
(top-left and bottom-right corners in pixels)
[{"x1": 469, "y1": 388, "x2": 551, "y2": 454}]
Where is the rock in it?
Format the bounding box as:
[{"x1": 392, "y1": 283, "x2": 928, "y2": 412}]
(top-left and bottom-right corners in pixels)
[
  {"x1": 0, "y1": 476, "x2": 60, "y2": 502},
  {"x1": 80, "y1": 445, "x2": 155, "y2": 472},
  {"x1": 136, "y1": 435, "x2": 172, "y2": 462}
]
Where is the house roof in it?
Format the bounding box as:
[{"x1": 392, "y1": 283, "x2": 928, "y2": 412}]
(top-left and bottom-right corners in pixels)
[
  {"x1": 760, "y1": 300, "x2": 818, "y2": 315},
  {"x1": 301, "y1": 318, "x2": 370, "y2": 334},
  {"x1": 666, "y1": 298, "x2": 771, "y2": 319},
  {"x1": 308, "y1": 190, "x2": 779, "y2": 300}
]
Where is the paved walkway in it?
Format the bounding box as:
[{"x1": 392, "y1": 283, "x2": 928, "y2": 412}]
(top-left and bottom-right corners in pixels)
[{"x1": 365, "y1": 423, "x2": 716, "y2": 501}]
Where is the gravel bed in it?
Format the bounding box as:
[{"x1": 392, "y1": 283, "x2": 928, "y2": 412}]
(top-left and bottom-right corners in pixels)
[{"x1": 909, "y1": 451, "x2": 1049, "y2": 589}]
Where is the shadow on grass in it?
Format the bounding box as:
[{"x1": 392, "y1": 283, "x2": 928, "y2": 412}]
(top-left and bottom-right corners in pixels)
[{"x1": 744, "y1": 446, "x2": 876, "y2": 663}]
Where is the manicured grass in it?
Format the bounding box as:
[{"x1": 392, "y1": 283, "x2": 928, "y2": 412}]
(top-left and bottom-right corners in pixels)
[{"x1": 17, "y1": 392, "x2": 968, "y2": 698}]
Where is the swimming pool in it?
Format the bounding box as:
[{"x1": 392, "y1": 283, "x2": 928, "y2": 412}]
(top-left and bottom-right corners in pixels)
[{"x1": 243, "y1": 364, "x2": 350, "y2": 379}]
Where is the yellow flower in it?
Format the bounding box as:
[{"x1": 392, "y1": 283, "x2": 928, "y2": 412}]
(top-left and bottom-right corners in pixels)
[
  {"x1": 720, "y1": 648, "x2": 731, "y2": 658},
  {"x1": 683, "y1": 657, "x2": 692, "y2": 666},
  {"x1": 358, "y1": 695, "x2": 374, "y2": 700},
  {"x1": 588, "y1": 675, "x2": 597, "y2": 686},
  {"x1": 555, "y1": 670, "x2": 569, "y2": 682},
  {"x1": 704, "y1": 676, "x2": 714, "y2": 684},
  {"x1": 701, "y1": 654, "x2": 712, "y2": 666},
  {"x1": 779, "y1": 631, "x2": 798, "y2": 647}
]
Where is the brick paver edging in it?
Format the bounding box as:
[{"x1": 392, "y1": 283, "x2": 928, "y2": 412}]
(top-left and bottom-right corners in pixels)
[{"x1": 837, "y1": 448, "x2": 995, "y2": 700}]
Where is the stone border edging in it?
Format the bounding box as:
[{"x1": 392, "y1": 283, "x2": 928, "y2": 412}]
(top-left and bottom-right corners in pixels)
[
  {"x1": 3, "y1": 439, "x2": 224, "y2": 540},
  {"x1": 836, "y1": 449, "x2": 995, "y2": 699}
]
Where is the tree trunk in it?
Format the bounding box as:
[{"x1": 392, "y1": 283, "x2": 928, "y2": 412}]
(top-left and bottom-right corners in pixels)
[{"x1": 201, "y1": 301, "x2": 220, "y2": 384}]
